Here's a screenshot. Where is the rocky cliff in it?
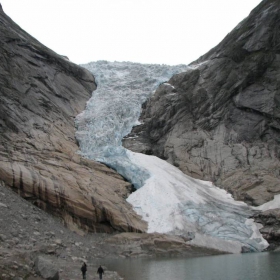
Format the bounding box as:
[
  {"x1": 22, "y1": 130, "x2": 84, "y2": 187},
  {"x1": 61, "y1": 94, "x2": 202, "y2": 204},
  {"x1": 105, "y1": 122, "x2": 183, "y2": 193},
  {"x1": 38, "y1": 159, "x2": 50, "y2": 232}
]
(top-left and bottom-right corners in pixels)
[
  {"x1": 0, "y1": 4, "x2": 146, "y2": 233},
  {"x1": 123, "y1": 0, "x2": 280, "y2": 207}
]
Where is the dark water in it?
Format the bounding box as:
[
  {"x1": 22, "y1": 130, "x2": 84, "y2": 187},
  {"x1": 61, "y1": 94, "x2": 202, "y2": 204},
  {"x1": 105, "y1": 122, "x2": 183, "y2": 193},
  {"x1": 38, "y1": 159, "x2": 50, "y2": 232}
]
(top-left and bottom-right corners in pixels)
[{"x1": 104, "y1": 252, "x2": 280, "y2": 280}]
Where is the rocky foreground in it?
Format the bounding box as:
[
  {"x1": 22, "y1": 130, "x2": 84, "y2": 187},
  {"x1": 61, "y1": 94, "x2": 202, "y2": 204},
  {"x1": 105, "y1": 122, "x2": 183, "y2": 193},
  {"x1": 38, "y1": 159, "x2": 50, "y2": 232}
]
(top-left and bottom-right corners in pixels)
[
  {"x1": 0, "y1": 181, "x2": 122, "y2": 280},
  {"x1": 0, "y1": 181, "x2": 229, "y2": 280}
]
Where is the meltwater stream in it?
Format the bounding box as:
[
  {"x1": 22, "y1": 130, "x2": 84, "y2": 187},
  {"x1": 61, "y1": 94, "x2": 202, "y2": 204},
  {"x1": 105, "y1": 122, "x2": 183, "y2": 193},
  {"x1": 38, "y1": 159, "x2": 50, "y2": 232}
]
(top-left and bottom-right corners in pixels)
[{"x1": 76, "y1": 61, "x2": 268, "y2": 253}]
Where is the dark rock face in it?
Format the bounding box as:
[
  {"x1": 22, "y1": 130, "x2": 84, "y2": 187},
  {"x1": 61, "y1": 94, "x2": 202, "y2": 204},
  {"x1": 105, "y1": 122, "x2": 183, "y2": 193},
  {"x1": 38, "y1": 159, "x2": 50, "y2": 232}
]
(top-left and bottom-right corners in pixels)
[
  {"x1": 254, "y1": 209, "x2": 280, "y2": 250},
  {"x1": 0, "y1": 6, "x2": 146, "y2": 233},
  {"x1": 123, "y1": 0, "x2": 280, "y2": 207}
]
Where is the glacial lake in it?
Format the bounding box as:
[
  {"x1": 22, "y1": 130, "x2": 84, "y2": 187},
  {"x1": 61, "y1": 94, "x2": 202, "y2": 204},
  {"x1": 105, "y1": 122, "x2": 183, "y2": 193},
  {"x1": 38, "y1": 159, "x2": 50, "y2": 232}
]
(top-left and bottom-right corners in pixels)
[{"x1": 104, "y1": 252, "x2": 280, "y2": 280}]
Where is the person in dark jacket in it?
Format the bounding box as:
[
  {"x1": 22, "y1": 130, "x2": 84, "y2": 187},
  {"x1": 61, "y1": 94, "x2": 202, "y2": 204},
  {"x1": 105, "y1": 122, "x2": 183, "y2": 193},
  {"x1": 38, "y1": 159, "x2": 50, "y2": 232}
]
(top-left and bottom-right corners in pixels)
[
  {"x1": 81, "y1": 262, "x2": 87, "y2": 279},
  {"x1": 97, "y1": 265, "x2": 104, "y2": 279}
]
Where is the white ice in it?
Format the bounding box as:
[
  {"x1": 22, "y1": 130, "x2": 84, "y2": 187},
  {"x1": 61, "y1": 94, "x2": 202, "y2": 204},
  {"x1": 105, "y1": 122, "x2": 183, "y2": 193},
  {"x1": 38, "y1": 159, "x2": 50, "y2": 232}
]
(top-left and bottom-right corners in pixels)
[
  {"x1": 255, "y1": 194, "x2": 280, "y2": 211},
  {"x1": 127, "y1": 152, "x2": 268, "y2": 252},
  {"x1": 76, "y1": 61, "x2": 268, "y2": 253}
]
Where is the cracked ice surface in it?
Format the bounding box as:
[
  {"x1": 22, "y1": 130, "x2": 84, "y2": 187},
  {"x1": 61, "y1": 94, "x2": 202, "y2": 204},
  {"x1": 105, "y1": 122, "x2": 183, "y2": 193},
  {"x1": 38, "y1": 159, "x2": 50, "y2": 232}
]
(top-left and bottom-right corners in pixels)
[
  {"x1": 76, "y1": 61, "x2": 187, "y2": 188},
  {"x1": 127, "y1": 153, "x2": 268, "y2": 252},
  {"x1": 76, "y1": 61, "x2": 268, "y2": 252}
]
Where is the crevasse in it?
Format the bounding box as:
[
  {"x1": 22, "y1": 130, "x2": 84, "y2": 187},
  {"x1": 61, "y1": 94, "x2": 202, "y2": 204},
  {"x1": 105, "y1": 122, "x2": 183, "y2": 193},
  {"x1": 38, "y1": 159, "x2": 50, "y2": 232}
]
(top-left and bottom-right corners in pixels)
[{"x1": 75, "y1": 61, "x2": 268, "y2": 253}]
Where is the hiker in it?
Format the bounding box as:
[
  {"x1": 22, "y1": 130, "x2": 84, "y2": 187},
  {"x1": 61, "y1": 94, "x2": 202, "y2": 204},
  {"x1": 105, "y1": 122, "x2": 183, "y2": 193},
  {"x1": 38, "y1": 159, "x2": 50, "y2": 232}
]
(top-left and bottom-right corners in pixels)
[
  {"x1": 97, "y1": 265, "x2": 104, "y2": 279},
  {"x1": 81, "y1": 262, "x2": 87, "y2": 279}
]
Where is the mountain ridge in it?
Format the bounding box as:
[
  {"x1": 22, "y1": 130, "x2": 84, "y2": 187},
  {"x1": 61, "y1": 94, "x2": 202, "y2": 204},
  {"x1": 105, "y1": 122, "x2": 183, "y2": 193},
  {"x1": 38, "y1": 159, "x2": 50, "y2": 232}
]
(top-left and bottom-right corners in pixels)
[
  {"x1": 121, "y1": 0, "x2": 280, "y2": 248},
  {"x1": 0, "y1": 4, "x2": 146, "y2": 234},
  {"x1": 123, "y1": 0, "x2": 280, "y2": 227}
]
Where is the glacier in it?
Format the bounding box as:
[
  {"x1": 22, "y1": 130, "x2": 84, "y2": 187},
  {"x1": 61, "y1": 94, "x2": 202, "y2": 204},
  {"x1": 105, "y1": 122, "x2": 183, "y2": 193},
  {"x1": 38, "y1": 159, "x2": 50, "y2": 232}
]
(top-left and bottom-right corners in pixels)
[
  {"x1": 76, "y1": 61, "x2": 268, "y2": 253},
  {"x1": 75, "y1": 61, "x2": 187, "y2": 189}
]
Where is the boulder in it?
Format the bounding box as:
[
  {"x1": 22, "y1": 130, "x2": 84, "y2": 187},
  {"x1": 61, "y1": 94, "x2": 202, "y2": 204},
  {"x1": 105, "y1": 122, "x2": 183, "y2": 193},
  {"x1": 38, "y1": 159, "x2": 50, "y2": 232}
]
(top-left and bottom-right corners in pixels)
[{"x1": 34, "y1": 256, "x2": 59, "y2": 280}]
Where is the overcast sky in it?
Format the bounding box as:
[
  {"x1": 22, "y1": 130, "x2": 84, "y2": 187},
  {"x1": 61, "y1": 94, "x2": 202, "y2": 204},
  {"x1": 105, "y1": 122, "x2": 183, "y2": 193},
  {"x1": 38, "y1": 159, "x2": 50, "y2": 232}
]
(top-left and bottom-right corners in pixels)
[{"x1": 1, "y1": 0, "x2": 262, "y2": 65}]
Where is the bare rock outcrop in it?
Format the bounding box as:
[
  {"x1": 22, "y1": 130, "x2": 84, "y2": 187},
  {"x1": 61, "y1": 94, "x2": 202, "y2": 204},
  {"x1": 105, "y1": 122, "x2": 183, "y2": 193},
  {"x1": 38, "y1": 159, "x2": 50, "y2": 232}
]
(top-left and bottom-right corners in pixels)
[
  {"x1": 123, "y1": 0, "x2": 280, "y2": 207},
  {"x1": 0, "y1": 5, "x2": 146, "y2": 233},
  {"x1": 104, "y1": 232, "x2": 226, "y2": 258},
  {"x1": 253, "y1": 209, "x2": 280, "y2": 250}
]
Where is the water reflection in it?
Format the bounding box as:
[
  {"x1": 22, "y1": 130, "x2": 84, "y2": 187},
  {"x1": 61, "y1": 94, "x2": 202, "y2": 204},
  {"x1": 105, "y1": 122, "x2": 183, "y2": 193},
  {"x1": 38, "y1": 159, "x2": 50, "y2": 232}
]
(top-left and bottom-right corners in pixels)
[{"x1": 104, "y1": 252, "x2": 280, "y2": 280}]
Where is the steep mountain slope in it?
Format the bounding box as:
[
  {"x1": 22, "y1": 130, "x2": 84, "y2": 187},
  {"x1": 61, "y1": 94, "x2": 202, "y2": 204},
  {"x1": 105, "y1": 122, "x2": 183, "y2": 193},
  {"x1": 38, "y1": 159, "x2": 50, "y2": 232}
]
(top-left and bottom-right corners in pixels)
[
  {"x1": 0, "y1": 4, "x2": 146, "y2": 233},
  {"x1": 124, "y1": 0, "x2": 280, "y2": 208}
]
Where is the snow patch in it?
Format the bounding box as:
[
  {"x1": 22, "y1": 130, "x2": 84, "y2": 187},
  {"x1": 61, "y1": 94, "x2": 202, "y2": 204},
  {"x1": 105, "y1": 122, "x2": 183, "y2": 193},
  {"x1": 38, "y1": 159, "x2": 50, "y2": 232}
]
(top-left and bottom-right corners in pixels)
[
  {"x1": 255, "y1": 194, "x2": 280, "y2": 211},
  {"x1": 127, "y1": 152, "x2": 268, "y2": 252}
]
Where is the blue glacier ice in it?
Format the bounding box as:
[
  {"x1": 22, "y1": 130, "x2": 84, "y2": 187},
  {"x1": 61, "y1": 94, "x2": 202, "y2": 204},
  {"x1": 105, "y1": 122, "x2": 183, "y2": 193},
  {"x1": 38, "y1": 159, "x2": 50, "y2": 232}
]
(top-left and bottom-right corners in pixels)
[
  {"x1": 75, "y1": 61, "x2": 268, "y2": 253},
  {"x1": 75, "y1": 61, "x2": 187, "y2": 188}
]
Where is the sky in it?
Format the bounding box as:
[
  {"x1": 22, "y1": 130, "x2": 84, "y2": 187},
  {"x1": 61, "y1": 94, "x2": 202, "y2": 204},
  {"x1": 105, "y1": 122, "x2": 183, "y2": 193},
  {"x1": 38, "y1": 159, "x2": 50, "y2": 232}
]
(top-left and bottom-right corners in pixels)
[{"x1": 1, "y1": 0, "x2": 262, "y2": 65}]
